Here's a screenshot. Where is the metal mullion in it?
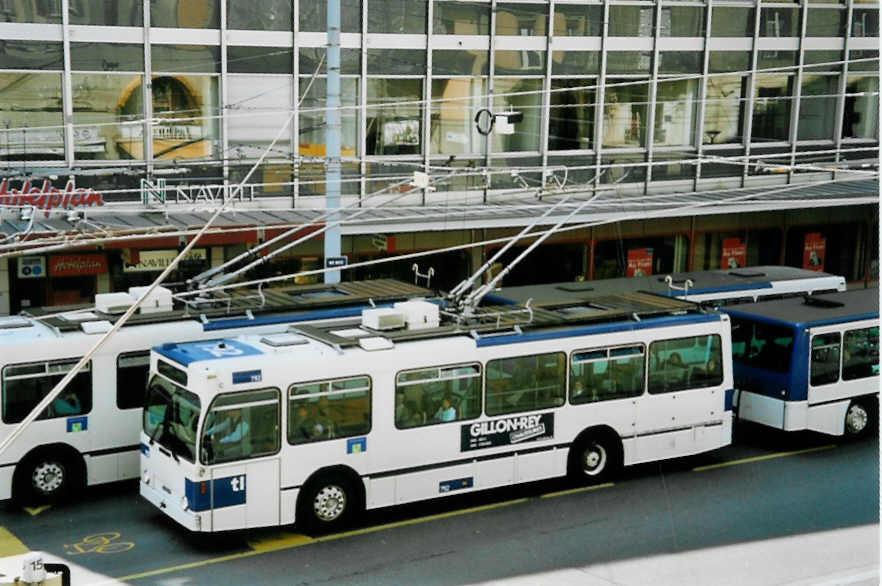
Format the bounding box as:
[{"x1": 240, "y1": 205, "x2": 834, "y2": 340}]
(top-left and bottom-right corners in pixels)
[
  {"x1": 741, "y1": 0, "x2": 762, "y2": 185},
  {"x1": 484, "y1": 0, "x2": 498, "y2": 200},
  {"x1": 423, "y1": 0, "x2": 433, "y2": 205},
  {"x1": 360, "y1": 0, "x2": 368, "y2": 204},
  {"x1": 694, "y1": 0, "x2": 713, "y2": 188},
  {"x1": 293, "y1": 0, "x2": 300, "y2": 206},
  {"x1": 644, "y1": 0, "x2": 662, "y2": 191},
  {"x1": 787, "y1": 0, "x2": 809, "y2": 180},
  {"x1": 220, "y1": 0, "x2": 229, "y2": 189},
  {"x1": 593, "y1": 0, "x2": 610, "y2": 190},
  {"x1": 540, "y1": 1, "x2": 555, "y2": 175},
  {"x1": 61, "y1": 0, "x2": 73, "y2": 168},
  {"x1": 141, "y1": 0, "x2": 154, "y2": 177},
  {"x1": 833, "y1": 0, "x2": 854, "y2": 176}
]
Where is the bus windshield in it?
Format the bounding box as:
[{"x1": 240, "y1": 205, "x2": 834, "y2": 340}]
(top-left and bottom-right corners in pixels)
[
  {"x1": 144, "y1": 374, "x2": 201, "y2": 462},
  {"x1": 730, "y1": 318, "x2": 794, "y2": 373}
]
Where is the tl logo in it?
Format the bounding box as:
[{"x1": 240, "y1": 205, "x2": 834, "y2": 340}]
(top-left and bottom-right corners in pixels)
[{"x1": 230, "y1": 475, "x2": 246, "y2": 492}]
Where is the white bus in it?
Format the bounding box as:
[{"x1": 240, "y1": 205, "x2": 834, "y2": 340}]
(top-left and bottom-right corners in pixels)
[
  {"x1": 140, "y1": 293, "x2": 733, "y2": 533},
  {"x1": 725, "y1": 288, "x2": 879, "y2": 437},
  {"x1": 0, "y1": 279, "x2": 429, "y2": 503}
]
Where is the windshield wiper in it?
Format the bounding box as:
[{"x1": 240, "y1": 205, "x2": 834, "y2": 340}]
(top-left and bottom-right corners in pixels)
[{"x1": 148, "y1": 418, "x2": 163, "y2": 446}]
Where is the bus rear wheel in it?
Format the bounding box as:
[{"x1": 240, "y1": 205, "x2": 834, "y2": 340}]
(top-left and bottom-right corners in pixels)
[
  {"x1": 15, "y1": 450, "x2": 81, "y2": 504},
  {"x1": 569, "y1": 432, "x2": 622, "y2": 484},
  {"x1": 844, "y1": 400, "x2": 874, "y2": 438},
  {"x1": 297, "y1": 472, "x2": 362, "y2": 535}
]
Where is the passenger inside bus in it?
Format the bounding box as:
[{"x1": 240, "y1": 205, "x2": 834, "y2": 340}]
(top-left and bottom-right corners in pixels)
[
  {"x1": 433, "y1": 395, "x2": 457, "y2": 422},
  {"x1": 51, "y1": 391, "x2": 82, "y2": 416},
  {"x1": 205, "y1": 409, "x2": 249, "y2": 445}
]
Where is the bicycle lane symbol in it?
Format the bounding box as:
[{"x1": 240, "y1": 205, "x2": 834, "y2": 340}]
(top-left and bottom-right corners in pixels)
[{"x1": 64, "y1": 532, "x2": 134, "y2": 555}]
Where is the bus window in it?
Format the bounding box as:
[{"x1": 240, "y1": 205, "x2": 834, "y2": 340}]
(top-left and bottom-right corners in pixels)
[
  {"x1": 810, "y1": 333, "x2": 842, "y2": 386},
  {"x1": 117, "y1": 351, "x2": 150, "y2": 410},
  {"x1": 570, "y1": 345, "x2": 644, "y2": 404},
  {"x1": 843, "y1": 326, "x2": 879, "y2": 380},
  {"x1": 730, "y1": 318, "x2": 793, "y2": 373},
  {"x1": 288, "y1": 376, "x2": 371, "y2": 445},
  {"x1": 648, "y1": 335, "x2": 723, "y2": 394},
  {"x1": 144, "y1": 375, "x2": 200, "y2": 463},
  {"x1": 202, "y1": 389, "x2": 280, "y2": 464},
  {"x1": 485, "y1": 352, "x2": 565, "y2": 416},
  {"x1": 2, "y1": 359, "x2": 92, "y2": 424},
  {"x1": 395, "y1": 363, "x2": 481, "y2": 428}
]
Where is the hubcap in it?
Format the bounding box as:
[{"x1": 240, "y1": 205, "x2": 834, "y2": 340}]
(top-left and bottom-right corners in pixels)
[
  {"x1": 845, "y1": 403, "x2": 868, "y2": 435},
  {"x1": 32, "y1": 461, "x2": 64, "y2": 495},
  {"x1": 582, "y1": 443, "x2": 607, "y2": 476},
  {"x1": 313, "y1": 484, "x2": 346, "y2": 522}
]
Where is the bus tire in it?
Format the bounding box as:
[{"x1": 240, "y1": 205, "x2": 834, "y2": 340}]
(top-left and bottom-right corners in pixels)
[
  {"x1": 568, "y1": 430, "x2": 622, "y2": 484},
  {"x1": 14, "y1": 447, "x2": 83, "y2": 504},
  {"x1": 843, "y1": 399, "x2": 875, "y2": 439},
  {"x1": 297, "y1": 469, "x2": 363, "y2": 535}
]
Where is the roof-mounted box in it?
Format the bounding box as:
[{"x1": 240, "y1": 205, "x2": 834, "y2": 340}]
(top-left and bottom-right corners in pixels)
[
  {"x1": 95, "y1": 292, "x2": 135, "y2": 314},
  {"x1": 361, "y1": 307, "x2": 406, "y2": 331},
  {"x1": 129, "y1": 286, "x2": 173, "y2": 314},
  {"x1": 394, "y1": 300, "x2": 439, "y2": 330}
]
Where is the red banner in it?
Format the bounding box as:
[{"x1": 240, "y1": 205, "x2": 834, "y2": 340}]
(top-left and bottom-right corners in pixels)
[
  {"x1": 802, "y1": 233, "x2": 826, "y2": 271},
  {"x1": 626, "y1": 248, "x2": 653, "y2": 277},
  {"x1": 49, "y1": 254, "x2": 107, "y2": 277},
  {"x1": 720, "y1": 237, "x2": 747, "y2": 269}
]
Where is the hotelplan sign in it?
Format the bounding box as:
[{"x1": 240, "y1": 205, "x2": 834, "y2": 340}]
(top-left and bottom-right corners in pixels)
[{"x1": 0, "y1": 179, "x2": 105, "y2": 216}]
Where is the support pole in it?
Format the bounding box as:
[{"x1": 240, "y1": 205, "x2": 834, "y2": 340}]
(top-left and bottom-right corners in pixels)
[{"x1": 325, "y1": 0, "x2": 342, "y2": 283}]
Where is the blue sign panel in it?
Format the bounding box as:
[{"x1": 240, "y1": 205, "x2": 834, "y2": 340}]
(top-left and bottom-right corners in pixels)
[
  {"x1": 156, "y1": 339, "x2": 263, "y2": 366},
  {"x1": 232, "y1": 370, "x2": 262, "y2": 384},
  {"x1": 325, "y1": 256, "x2": 348, "y2": 268},
  {"x1": 66, "y1": 416, "x2": 88, "y2": 433},
  {"x1": 185, "y1": 474, "x2": 247, "y2": 512},
  {"x1": 439, "y1": 477, "x2": 474, "y2": 493},
  {"x1": 347, "y1": 437, "x2": 367, "y2": 454}
]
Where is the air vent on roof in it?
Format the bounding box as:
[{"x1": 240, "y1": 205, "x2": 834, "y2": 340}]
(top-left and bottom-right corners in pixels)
[
  {"x1": 81, "y1": 320, "x2": 113, "y2": 334},
  {"x1": 358, "y1": 336, "x2": 394, "y2": 351},
  {"x1": 260, "y1": 333, "x2": 308, "y2": 347},
  {"x1": 803, "y1": 296, "x2": 845, "y2": 308},
  {"x1": 60, "y1": 311, "x2": 99, "y2": 322},
  {"x1": 330, "y1": 328, "x2": 370, "y2": 338},
  {"x1": 0, "y1": 316, "x2": 32, "y2": 329}
]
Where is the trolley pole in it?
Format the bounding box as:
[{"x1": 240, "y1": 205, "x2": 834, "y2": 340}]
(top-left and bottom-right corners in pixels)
[{"x1": 324, "y1": 0, "x2": 342, "y2": 283}]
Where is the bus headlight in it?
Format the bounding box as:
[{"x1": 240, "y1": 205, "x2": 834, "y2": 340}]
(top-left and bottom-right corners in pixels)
[
  {"x1": 181, "y1": 496, "x2": 189, "y2": 511},
  {"x1": 142, "y1": 469, "x2": 150, "y2": 485}
]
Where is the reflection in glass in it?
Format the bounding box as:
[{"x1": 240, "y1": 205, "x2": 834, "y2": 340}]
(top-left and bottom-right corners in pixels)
[
  {"x1": 433, "y1": 50, "x2": 488, "y2": 76},
  {"x1": 0, "y1": 41, "x2": 63, "y2": 70},
  {"x1": 660, "y1": 7, "x2": 704, "y2": 37},
  {"x1": 300, "y1": 48, "x2": 361, "y2": 75},
  {"x1": 708, "y1": 52, "x2": 750, "y2": 74},
  {"x1": 150, "y1": 0, "x2": 219, "y2": 28},
  {"x1": 299, "y1": 162, "x2": 361, "y2": 196},
  {"x1": 852, "y1": 9, "x2": 880, "y2": 37},
  {"x1": 609, "y1": 6, "x2": 653, "y2": 36},
  {"x1": 551, "y1": 52, "x2": 599, "y2": 76},
  {"x1": 803, "y1": 51, "x2": 843, "y2": 72},
  {"x1": 752, "y1": 75, "x2": 793, "y2": 143},
  {"x1": 654, "y1": 80, "x2": 698, "y2": 147},
  {"x1": 703, "y1": 76, "x2": 746, "y2": 144},
  {"x1": 711, "y1": 7, "x2": 754, "y2": 37},
  {"x1": 0, "y1": 0, "x2": 60, "y2": 23},
  {"x1": 553, "y1": 4, "x2": 602, "y2": 37},
  {"x1": 849, "y1": 50, "x2": 879, "y2": 72},
  {"x1": 229, "y1": 163, "x2": 293, "y2": 196},
  {"x1": 433, "y1": 2, "x2": 489, "y2": 35},
  {"x1": 798, "y1": 75, "x2": 838, "y2": 141},
  {"x1": 430, "y1": 78, "x2": 487, "y2": 155},
  {"x1": 149, "y1": 75, "x2": 219, "y2": 160},
  {"x1": 549, "y1": 80, "x2": 594, "y2": 151},
  {"x1": 492, "y1": 78, "x2": 542, "y2": 152},
  {"x1": 367, "y1": 0, "x2": 426, "y2": 34},
  {"x1": 600, "y1": 155, "x2": 646, "y2": 185},
  {"x1": 299, "y1": 77, "x2": 358, "y2": 158},
  {"x1": 700, "y1": 148, "x2": 744, "y2": 178},
  {"x1": 496, "y1": 3, "x2": 547, "y2": 36},
  {"x1": 606, "y1": 52, "x2": 651, "y2": 75},
  {"x1": 299, "y1": 0, "x2": 361, "y2": 32},
  {"x1": 494, "y1": 50, "x2": 545, "y2": 75},
  {"x1": 603, "y1": 79, "x2": 649, "y2": 148},
  {"x1": 227, "y1": 0, "x2": 290, "y2": 31},
  {"x1": 366, "y1": 79, "x2": 422, "y2": 156},
  {"x1": 653, "y1": 152, "x2": 697, "y2": 181},
  {"x1": 70, "y1": 43, "x2": 143, "y2": 72},
  {"x1": 227, "y1": 47, "x2": 292, "y2": 74},
  {"x1": 152, "y1": 45, "x2": 220, "y2": 73},
  {"x1": 227, "y1": 75, "x2": 293, "y2": 159},
  {"x1": 69, "y1": 0, "x2": 142, "y2": 26},
  {"x1": 658, "y1": 52, "x2": 702, "y2": 74},
  {"x1": 0, "y1": 73, "x2": 64, "y2": 159},
  {"x1": 367, "y1": 50, "x2": 426, "y2": 75},
  {"x1": 806, "y1": 9, "x2": 844, "y2": 37},
  {"x1": 843, "y1": 77, "x2": 879, "y2": 140},
  {"x1": 757, "y1": 51, "x2": 797, "y2": 71},
  {"x1": 71, "y1": 73, "x2": 143, "y2": 160},
  {"x1": 760, "y1": 8, "x2": 798, "y2": 37}
]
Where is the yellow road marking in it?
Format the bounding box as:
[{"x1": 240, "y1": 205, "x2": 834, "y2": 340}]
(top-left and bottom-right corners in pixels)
[
  {"x1": 540, "y1": 482, "x2": 614, "y2": 499},
  {"x1": 119, "y1": 497, "x2": 529, "y2": 581},
  {"x1": 693, "y1": 444, "x2": 836, "y2": 472},
  {"x1": 23, "y1": 505, "x2": 51, "y2": 516},
  {"x1": 0, "y1": 527, "x2": 29, "y2": 556}
]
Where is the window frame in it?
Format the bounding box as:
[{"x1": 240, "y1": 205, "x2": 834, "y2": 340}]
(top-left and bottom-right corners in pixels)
[
  {"x1": 287, "y1": 375, "x2": 372, "y2": 445},
  {"x1": 394, "y1": 361, "x2": 482, "y2": 429}
]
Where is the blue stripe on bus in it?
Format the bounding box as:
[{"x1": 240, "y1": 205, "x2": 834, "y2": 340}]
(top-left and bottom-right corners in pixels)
[
  {"x1": 185, "y1": 474, "x2": 247, "y2": 512},
  {"x1": 724, "y1": 389, "x2": 734, "y2": 411},
  {"x1": 722, "y1": 308, "x2": 879, "y2": 330},
  {"x1": 202, "y1": 304, "x2": 392, "y2": 332},
  {"x1": 476, "y1": 313, "x2": 722, "y2": 347}
]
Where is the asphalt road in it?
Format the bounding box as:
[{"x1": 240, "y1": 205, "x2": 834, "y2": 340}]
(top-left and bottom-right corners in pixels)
[{"x1": 0, "y1": 425, "x2": 877, "y2": 586}]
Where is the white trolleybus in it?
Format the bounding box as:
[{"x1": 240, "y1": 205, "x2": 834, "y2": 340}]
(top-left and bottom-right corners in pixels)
[
  {"x1": 141, "y1": 292, "x2": 733, "y2": 533},
  {"x1": 484, "y1": 266, "x2": 846, "y2": 308},
  {"x1": 0, "y1": 279, "x2": 430, "y2": 503},
  {"x1": 725, "y1": 288, "x2": 879, "y2": 437}
]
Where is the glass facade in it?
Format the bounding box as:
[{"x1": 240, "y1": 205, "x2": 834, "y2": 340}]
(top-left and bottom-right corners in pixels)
[{"x1": 0, "y1": 0, "x2": 873, "y2": 198}]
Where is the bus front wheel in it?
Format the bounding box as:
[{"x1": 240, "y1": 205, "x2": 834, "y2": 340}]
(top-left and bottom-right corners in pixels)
[
  {"x1": 297, "y1": 471, "x2": 362, "y2": 534},
  {"x1": 569, "y1": 432, "x2": 622, "y2": 484},
  {"x1": 844, "y1": 400, "x2": 874, "y2": 438}
]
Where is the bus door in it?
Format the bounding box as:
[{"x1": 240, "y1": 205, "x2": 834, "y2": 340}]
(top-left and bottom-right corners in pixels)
[{"x1": 202, "y1": 389, "x2": 281, "y2": 530}]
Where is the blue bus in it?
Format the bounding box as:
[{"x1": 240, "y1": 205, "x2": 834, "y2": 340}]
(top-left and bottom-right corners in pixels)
[{"x1": 724, "y1": 288, "x2": 879, "y2": 437}]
